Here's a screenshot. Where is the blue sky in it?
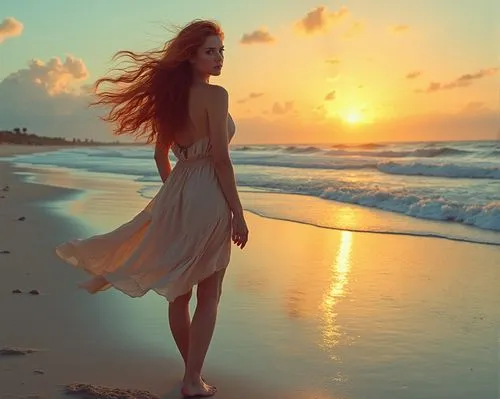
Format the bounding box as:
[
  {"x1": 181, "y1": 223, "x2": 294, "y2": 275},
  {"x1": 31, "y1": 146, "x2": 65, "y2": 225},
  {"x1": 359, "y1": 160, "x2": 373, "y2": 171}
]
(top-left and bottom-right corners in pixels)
[{"x1": 1, "y1": 1, "x2": 498, "y2": 143}]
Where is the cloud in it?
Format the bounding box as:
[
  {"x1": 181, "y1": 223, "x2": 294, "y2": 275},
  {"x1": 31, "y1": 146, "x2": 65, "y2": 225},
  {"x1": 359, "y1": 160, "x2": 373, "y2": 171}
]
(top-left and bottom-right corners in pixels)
[
  {"x1": 249, "y1": 92, "x2": 264, "y2": 99},
  {"x1": 0, "y1": 17, "x2": 24, "y2": 44},
  {"x1": 406, "y1": 71, "x2": 422, "y2": 79},
  {"x1": 0, "y1": 55, "x2": 111, "y2": 140},
  {"x1": 416, "y1": 67, "x2": 499, "y2": 93},
  {"x1": 272, "y1": 101, "x2": 294, "y2": 115},
  {"x1": 240, "y1": 28, "x2": 276, "y2": 44},
  {"x1": 420, "y1": 81, "x2": 461, "y2": 93},
  {"x1": 456, "y1": 68, "x2": 499, "y2": 82},
  {"x1": 460, "y1": 101, "x2": 488, "y2": 115},
  {"x1": 389, "y1": 24, "x2": 410, "y2": 34},
  {"x1": 325, "y1": 90, "x2": 336, "y2": 101},
  {"x1": 295, "y1": 6, "x2": 349, "y2": 34},
  {"x1": 325, "y1": 58, "x2": 340, "y2": 65},
  {"x1": 237, "y1": 92, "x2": 265, "y2": 104},
  {"x1": 1, "y1": 54, "x2": 89, "y2": 99}
]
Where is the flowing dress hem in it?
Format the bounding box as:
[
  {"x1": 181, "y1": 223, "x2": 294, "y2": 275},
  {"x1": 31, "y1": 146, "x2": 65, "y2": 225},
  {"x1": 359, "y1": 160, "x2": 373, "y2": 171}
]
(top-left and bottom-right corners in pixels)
[{"x1": 55, "y1": 243, "x2": 230, "y2": 302}]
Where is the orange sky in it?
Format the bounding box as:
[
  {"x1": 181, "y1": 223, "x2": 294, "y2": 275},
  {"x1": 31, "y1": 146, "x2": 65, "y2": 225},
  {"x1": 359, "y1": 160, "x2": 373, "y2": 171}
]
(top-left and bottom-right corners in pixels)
[{"x1": 1, "y1": 1, "x2": 498, "y2": 144}]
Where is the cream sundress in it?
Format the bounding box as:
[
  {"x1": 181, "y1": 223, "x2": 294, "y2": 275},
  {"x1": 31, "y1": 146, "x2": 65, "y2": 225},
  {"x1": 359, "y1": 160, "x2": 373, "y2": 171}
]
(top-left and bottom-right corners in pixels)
[{"x1": 56, "y1": 115, "x2": 236, "y2": 302}]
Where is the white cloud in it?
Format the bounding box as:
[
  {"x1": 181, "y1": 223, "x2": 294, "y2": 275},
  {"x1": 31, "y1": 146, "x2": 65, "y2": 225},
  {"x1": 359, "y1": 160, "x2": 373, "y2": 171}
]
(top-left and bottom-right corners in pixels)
[
  {"x1": 0, "y1": 55, "x2": 110, "y2": 140},
  {"x1": 8, "y1": 55, "x2": 90, "y2": 95}
]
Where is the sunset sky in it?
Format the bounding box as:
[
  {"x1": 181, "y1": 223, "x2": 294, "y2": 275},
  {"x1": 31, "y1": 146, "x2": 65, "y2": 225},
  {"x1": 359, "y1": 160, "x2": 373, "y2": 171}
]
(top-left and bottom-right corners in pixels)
[{"x1": 1, "y1": 0, "x2": 499, "y2": 144}]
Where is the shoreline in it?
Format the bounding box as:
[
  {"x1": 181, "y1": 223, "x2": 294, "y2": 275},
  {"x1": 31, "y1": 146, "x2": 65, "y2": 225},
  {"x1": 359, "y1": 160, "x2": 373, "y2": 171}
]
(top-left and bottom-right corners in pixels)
[
  {"x1": 243, "y1": 206, "x2": 500, "y2": 247},
  {"x1": 4, "y1": 144, "x2": 500, "y2": 248}
]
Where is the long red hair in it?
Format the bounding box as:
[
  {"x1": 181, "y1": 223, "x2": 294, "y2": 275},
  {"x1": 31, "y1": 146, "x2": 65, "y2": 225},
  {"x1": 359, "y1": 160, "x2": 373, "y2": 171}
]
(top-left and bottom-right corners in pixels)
[{"x1": 90, "y1": 19, "x2": 224, "y2": 150}]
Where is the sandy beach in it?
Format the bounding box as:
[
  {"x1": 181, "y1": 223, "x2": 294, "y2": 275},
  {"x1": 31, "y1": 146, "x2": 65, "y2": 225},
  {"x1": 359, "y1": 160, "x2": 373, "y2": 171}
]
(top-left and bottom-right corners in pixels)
[
  {"x1": 1, "y1": 145, "x2": 499, "y2": 399},
  {"x1": 0, "y1": 144, "x2": 75, "y2": 157},
  {"x1": 0, "y1": 147, "x2": 287, "y2": 398}
]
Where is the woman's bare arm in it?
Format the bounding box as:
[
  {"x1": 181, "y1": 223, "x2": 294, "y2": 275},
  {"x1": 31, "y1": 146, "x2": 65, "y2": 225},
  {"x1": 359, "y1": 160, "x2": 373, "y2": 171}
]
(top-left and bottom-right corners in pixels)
[
  {"x1": 154, "y1": 141, "x2": 172, "y2": 183},
  {"x1": 206, "y1": 85, "x2": 243, "y2": 215}
]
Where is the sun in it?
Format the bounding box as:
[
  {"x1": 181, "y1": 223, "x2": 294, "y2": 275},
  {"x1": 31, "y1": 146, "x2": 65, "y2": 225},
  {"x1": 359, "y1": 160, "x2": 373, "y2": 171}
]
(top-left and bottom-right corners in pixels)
[
  {"x1": 325, "y1": 103, "x2": 372, "y2": 125},
  {"x1": 344, "y1": 110, "x2": 363, "y2": 125}
]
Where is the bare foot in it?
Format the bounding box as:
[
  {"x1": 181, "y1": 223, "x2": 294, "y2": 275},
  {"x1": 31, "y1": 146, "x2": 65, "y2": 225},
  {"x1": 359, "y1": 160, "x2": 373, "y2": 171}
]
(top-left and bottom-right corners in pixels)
[
  {"x1": 202, "y1": 376, "x2": 216, "y2": 390},
  {"x1": 78, "y1": 275, "x2": 108, "y2": 293},
  {"x1": 181, "y1": 376, "x2": 217, "y2": 397}
]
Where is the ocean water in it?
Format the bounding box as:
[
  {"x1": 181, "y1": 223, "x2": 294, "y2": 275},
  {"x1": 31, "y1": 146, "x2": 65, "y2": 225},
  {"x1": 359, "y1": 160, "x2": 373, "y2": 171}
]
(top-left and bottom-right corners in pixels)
[{"x1": 4, "y1": 139, "x2": 500, "y2": 246}]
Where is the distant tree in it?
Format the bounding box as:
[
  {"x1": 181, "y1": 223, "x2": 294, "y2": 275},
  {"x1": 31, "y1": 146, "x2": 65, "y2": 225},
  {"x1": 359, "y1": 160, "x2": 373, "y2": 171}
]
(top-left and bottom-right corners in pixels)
[
  {"x1": 22, "y1": 128, "x2": 27, "y2": 134},
  {"x1": 13, "y1": 128, "x2": 20, "y2": 134}
]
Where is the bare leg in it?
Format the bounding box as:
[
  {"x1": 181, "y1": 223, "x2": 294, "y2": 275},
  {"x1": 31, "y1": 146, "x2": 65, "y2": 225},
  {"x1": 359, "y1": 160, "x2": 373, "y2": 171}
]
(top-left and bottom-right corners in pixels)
[
  {"x1": 168, "y1": 289, "x2": 193, "y2": 366},
  {"x1": 169, "y1": 289, "x2": 216, "y2": 391},
  {"x1": 181, "y1": 269, "x2": 225, "y2": 397}
]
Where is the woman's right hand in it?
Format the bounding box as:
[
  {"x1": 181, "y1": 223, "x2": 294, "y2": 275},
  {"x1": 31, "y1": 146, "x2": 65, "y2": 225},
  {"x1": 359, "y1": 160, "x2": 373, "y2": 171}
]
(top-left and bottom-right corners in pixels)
[{"x1": 231, "y1": 211, "x2": 249, "y2": 249}]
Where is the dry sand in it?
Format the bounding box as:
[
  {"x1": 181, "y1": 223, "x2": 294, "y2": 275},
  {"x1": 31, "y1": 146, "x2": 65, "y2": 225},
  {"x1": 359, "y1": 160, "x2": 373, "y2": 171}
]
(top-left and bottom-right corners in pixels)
[{"x1": 0, "y1": 144, "x2": 73, "y2": 157}]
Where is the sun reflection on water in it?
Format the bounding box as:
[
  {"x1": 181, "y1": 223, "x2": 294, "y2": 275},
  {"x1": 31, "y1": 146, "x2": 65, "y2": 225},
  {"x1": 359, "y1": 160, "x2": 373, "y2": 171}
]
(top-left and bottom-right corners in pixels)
[{"x1": 319, "y1": 230, "x2": 353, "y2": 359}]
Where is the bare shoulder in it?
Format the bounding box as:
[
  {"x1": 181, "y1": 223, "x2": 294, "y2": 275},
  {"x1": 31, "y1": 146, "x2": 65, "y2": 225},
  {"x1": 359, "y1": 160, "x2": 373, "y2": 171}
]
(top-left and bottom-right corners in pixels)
[
  {"x1": 198, "y1": 84, "x2": 228, "y2": 105},
  {"x1": 207, "y1": 84, "x2": 228, "y2": 96}
]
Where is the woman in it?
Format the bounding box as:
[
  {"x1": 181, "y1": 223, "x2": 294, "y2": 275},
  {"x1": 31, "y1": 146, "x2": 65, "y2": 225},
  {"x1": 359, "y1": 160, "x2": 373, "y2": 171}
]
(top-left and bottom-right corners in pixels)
[{"x1": 55, "y1": 19, "x2": 249, "y2": 398}]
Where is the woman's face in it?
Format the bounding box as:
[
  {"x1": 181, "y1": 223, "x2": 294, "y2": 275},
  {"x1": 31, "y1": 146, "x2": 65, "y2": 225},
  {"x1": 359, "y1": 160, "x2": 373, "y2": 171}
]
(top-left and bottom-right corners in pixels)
[{"x1": 191, "y1": 35, "x2": 224, "y2": 77}]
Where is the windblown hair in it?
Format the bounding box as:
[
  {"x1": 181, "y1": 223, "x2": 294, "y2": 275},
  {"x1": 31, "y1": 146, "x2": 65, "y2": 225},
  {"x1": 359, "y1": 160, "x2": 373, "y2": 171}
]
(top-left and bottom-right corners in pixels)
[{"x1": 90, "y1": 19, "x2": 224, "y2": 150}]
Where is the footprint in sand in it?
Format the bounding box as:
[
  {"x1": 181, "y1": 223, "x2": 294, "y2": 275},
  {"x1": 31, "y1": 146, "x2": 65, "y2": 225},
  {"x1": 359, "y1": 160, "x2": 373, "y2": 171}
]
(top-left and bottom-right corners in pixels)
[
  {"x1": 11, "y1": 289, "x2": 41, "y2": 295},
  {"x1": 65, "y1": 383, "x2": 160, "y2": 399},
  {"x1": 0, "y1": 347, "x2": 38, "y2": 356}
]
